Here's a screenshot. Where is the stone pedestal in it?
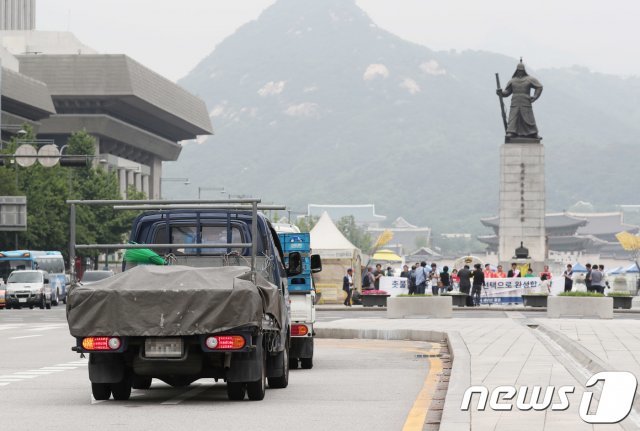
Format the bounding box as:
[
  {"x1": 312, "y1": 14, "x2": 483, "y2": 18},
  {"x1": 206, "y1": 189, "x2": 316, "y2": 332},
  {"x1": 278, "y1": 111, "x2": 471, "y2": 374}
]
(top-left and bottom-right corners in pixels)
[{"x1": 498, "y1": 142, "x2": 545, "y2": 267}]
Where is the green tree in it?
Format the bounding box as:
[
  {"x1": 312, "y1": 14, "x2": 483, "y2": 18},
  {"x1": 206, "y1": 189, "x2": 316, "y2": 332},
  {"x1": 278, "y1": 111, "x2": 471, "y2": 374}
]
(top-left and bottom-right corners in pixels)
[
  {"x1": 295, "y1": 215, "x2": 318, "y2": 233},
  {"x1": 336, "y1": 215, "x2": 373, "y2": 253}
]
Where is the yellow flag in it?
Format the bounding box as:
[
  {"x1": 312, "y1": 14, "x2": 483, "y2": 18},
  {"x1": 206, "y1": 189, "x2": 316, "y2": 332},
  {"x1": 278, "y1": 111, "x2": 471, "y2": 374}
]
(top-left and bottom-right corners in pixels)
[
  {"x1": 373, "y1": 230, "x2": 393, "y2": 249},
  {"x1": 616, "y1": 231, "x2": 640, "y2": 251}
]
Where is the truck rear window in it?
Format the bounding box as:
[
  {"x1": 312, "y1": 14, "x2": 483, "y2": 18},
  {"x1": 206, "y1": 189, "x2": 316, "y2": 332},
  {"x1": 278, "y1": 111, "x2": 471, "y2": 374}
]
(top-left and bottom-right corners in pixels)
[{"x1": 153, "y1": 224, "x2": 244, "y2": 255}]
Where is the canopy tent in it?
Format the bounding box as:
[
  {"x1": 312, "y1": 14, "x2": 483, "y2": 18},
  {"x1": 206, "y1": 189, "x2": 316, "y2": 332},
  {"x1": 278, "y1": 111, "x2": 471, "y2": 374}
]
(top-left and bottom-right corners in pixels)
[
  {"x1": 371, "y1": 249, "x2": 403, "y2": 262},
  {"x1": 625, "y1": 263, "x2": 640, "y2": 274},
  {"x1": 572, "y1": 262, "x2": 587, "y2": 273},
  {"x1": 607, "y1": 266, "x2": 625, "y2": 275},
  {"x1": 310, "y1": 212, "x2": 362, "y2": 304}
]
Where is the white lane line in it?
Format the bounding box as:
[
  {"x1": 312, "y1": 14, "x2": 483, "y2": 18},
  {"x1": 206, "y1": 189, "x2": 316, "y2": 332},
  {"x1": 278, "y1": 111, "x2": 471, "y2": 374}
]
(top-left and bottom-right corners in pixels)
[
  {"x1": 8, "y1": 375, "x2": 38, "y2": 379},
  {"x1": 161, "y1": 383, "x2": 210, "y2": 405},
  {"x1": 0, "y1": 383, "x2": 10, "y2": 386},
  {"x1": 41, "y1": 367, "x2": 75, "y2": 370},
  {"x1": 9, "y1": 334, "x2": 43, "y2": 340},
  {"x1": 55, "y1": 364, "x2": 77, "y2": 368}
]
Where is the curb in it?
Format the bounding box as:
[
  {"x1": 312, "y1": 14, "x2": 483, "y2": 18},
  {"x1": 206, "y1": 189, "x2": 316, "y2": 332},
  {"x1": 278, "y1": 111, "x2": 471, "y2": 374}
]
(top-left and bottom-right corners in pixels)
[{"x1": 315, "y1": 326, "x2": 471, "y2": 431}]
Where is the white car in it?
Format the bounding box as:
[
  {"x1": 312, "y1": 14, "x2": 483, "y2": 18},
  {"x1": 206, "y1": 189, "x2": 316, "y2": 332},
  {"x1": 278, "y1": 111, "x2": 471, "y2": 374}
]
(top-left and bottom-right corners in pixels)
[{"x1": 5, "y1": 270, "x2": 52, "y2": 310}]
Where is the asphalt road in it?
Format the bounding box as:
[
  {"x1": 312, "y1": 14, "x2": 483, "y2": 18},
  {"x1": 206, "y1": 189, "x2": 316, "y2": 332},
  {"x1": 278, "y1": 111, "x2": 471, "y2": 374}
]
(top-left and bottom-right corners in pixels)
[{"x1": 0, "y1": 307, "x2": 434, "y2": 431}]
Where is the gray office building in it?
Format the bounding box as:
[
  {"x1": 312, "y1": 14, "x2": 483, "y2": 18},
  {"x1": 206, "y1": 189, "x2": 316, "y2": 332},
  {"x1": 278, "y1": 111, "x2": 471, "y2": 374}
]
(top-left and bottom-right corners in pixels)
[{"x1": 1, "y1": 0, "x2": 36, "y2": 31}]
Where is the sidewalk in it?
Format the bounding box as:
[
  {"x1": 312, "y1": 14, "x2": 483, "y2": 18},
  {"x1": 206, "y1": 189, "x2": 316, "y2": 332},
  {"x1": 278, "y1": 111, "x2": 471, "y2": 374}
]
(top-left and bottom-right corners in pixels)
[{"x1": 316, "y1": 314, "x2": 640, "y2": 431}]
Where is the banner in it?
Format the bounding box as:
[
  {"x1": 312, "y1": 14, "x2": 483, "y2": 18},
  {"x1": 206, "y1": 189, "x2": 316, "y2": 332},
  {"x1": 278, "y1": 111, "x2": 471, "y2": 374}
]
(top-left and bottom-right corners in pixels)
[
  {"x1": 475, "y1": 277, "x2": 545, "y2": 304},
  {"x1": 379, "y1": 276, "x2": 408, "y2": 297}
]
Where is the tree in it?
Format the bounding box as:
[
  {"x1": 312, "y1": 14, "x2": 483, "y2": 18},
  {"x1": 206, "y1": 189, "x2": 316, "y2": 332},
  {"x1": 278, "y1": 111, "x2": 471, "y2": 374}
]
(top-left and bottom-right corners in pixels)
[
  {"x1": 295, "y1": 215, "x2": 318, "y2": 233},
  {"x1": 335, "y1": 215, "x2": 373, "y2": 253}
]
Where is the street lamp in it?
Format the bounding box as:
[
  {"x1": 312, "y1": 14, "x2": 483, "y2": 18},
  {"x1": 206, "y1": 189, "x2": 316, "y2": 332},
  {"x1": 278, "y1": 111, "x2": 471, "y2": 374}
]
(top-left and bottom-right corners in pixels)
[
  {"x1": 198, "y1": 186, "x2": 225, "y2": 199},
  {"x1": 160, "y1": 177, "x2": 191, "y2": 199}
]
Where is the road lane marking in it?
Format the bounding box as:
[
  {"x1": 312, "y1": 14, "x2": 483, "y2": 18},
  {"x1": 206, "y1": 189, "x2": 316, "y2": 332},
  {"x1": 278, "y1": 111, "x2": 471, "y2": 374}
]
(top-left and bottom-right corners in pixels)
[
  {"x1": 402, "y1": 348, "x2": 443, "y2": 431},
  {"x1": 8, "y1": 374, "x2": 39, "y2": 379},
  {"x1": 0, "y1": 383, "x2": 10, "y2": 386},
  {"x1": 161, "y1": 383, "x2": 209, "y2": 405},
  {"x1": 9, "y1": 334, "x2": 43, "y2": 340}
]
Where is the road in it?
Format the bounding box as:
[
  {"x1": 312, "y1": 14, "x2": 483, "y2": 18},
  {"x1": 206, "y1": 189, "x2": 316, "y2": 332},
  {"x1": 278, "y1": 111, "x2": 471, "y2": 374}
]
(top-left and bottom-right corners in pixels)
[{"x1": 0, "y1": 307, "x2": 434, "y2": 431}]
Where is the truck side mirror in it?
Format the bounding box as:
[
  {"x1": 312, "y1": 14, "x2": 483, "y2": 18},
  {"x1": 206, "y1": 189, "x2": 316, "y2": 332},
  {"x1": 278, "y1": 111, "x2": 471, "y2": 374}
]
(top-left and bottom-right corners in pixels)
[
  {"x1": 287, "y1": 252, "x2": 303, "y2": 276},
  {"x1": 44, "y1": 278, "x2": 50, "y2": 284},
  {"x1": 310, "y1": 254, "x2": 322, "y2": 273}
]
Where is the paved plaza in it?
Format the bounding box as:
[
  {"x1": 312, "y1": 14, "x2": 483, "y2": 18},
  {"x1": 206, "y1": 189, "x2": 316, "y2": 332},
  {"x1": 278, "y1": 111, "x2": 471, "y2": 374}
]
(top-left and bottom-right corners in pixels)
[{"x1": 317, "y1": 309, "x2": 640, "y2": 431}]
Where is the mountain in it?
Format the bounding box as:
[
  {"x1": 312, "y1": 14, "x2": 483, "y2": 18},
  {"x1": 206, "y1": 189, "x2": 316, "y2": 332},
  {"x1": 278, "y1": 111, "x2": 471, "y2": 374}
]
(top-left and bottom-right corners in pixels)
[{"x1": 165, "y1": 0, "x2": 640, "y2": 236}]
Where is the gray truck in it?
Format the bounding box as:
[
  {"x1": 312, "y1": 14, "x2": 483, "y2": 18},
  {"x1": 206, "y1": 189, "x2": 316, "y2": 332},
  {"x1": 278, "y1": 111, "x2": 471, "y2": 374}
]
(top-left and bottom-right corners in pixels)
[{"x1": 66, "y1": 199, "x2": 308, "y2": 401}]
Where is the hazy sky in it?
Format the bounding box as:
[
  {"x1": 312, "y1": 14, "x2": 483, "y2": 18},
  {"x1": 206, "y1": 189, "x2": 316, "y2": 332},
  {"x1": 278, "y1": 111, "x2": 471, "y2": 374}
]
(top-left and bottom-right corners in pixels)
[{"x1": 36, "y1": 0, "x2": 640, "y2": 82}]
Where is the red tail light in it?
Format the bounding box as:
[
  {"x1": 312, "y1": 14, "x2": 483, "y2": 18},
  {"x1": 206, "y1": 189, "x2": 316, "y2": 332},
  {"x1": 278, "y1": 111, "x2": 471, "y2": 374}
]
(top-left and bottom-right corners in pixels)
[
  {"x1": 205, "y1": 335, "x2": 245, "y2": 350},
  {"x1": 291, "y1": 324, "x2": 309, "y2": 336},
  {"x1": 82, "y1": 336, "x2": 121, "y2": 351}
]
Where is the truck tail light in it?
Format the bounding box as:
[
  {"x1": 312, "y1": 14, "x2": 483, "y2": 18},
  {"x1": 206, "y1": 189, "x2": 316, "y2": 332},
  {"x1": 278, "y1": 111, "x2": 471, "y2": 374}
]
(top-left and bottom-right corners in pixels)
[
  {"x1": 205, "y1": 335, "x2": 245, "y2": 350},
  {"x1": 82, "y1": 336, "x2": 121, "y2": 351},
  {"x1": 291, "y1": 324, "x2": 309, "y2": 336}
]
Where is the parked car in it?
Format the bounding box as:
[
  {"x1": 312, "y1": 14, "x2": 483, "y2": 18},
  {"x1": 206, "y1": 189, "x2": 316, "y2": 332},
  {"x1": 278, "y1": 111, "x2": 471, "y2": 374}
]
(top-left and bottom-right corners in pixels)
[
  {"x1": 5, "y1": 270, "x2": 52, "y2": 309},
  {"x1": 0, "y1": 281, "x2": 5, "y2": 309},
  {"x1": 80, "y1": 270, "x2": 114, "y2": 285}
]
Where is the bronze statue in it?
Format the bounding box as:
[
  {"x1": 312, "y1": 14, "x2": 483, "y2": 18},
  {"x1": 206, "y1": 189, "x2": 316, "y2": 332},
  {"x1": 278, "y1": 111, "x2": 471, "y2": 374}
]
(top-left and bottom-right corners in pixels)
[{"x1": 496, "y1": 60, "x2": 543, "y2": 140}]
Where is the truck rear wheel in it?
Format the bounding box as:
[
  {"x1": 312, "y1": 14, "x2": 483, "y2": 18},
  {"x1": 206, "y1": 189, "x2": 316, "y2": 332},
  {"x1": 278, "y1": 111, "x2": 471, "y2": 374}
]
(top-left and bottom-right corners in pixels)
[
  {"x1": 91, "y1": 383, "x2": 111, "y2": 400},
  {"x1": 132, "y1": 376, "x2": 152, "y2": 390},
  {"x1": 268, "y1": 347, "x2": 289, "y2": 389},
  {"x1": 226, "y1": 382, "x2": 246, "y2": 401},
  {"x1": 300, "y1": 357, "x2": 313, "y2": 369},
  {"x1": 246, "y1": 349, "x2": 266, "y2": 401},
  {"x1": 111, "y1": 375, "x2": 132, "y2": 400}
]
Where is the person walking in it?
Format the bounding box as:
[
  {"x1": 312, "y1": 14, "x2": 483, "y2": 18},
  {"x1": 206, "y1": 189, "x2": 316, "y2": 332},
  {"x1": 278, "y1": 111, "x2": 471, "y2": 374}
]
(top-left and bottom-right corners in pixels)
[
  {"x1": 562, "y1": 264, "x2": 574, "y2": 292},
  {"x1": 584, "y1": 263, "x2": 593, "y2": 292},
  {"x1": 471, "y1": 263, "x2": 485, "y2": 306},
  {"x1": 343, "y1": 268, "x2": 354, "y2": 306},
  {"x1": 429, "y1": 263, "x2": 440, "y2": 295},
  {"x1": 415, "y1": 261, "x2": 428, "y2": 294},
  {"x1": 457, "y1": 265, "x2": 473, "y2": 306},
  {"x1": 373, "y1": 264, "x2": 384, "y2": 290},
  {"x1": 591, "y1": 264, "x2": 604, "y2": 294},
  {"x1": 439, "y1": 266, "x2": 451, "y2": 294},
  {"x1": 408, "y1": 264, "x2": 417, "y2": 295},
  {"x1": 599, "y1": 265, "x2": 610, "y2": 291}
]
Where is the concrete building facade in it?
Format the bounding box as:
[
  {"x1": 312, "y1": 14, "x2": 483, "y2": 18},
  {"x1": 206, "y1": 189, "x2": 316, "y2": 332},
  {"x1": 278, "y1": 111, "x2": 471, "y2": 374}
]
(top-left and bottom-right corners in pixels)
[{"x1": 1, "y1": 0, "x2": 35, "y2": 31}]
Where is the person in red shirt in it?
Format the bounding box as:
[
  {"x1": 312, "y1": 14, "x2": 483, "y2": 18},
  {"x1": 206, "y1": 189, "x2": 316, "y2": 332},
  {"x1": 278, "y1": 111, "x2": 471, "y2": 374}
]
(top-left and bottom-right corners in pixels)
[
  {"x1": 539, "y1": 265, "x2": 552, "y2": 293},
  {"x1": 483, "y1": 263, "x2": 495, "y2": 279},
  {"x1": 494, "y1": 265, "x2": 507, "y2": 278}
]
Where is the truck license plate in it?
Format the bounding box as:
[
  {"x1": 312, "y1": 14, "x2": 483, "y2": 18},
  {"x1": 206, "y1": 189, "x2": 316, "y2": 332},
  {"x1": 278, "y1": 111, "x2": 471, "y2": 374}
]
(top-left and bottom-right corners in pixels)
[{"x1": 144, "y1": 338, "x2": 183, "y2": 358}]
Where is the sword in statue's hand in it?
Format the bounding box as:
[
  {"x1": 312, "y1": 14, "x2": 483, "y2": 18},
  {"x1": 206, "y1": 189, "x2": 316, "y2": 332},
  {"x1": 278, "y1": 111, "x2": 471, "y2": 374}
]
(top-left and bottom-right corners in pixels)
[{"x1": 495, "y1": 73, "x2": 508, "y2": 132}]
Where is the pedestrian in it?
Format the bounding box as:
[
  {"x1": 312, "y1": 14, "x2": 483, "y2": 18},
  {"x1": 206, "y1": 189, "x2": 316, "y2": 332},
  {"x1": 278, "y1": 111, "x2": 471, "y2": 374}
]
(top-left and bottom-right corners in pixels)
[
  {"x1": 483, "y1": 264, "x2": 495, "y2": 279},
  {"x1": 400, "y1": 265, "x2": 410, "y2": 279},
  {"x1": 343, "y1": 268, "x2": 354, "y2": 306},
  {"x1": 457, "y1": 265, "x2": 473, "y2": 306},
  {"x1": 429, "y1": 263, "x2": 440, "y2": 295},
  {"x1": 584, "y1": 263, "x2": 593, "y2": 292},
  {"x1": 539, "y1": 265, "x2": 552, "y2": 293},
  {"x1": 590, "y1": 264, "x2": 603, "y2": 294},
  {"x1": 562, "y1": 264, "x2": 574, "y2": 292},
  {"x1": 351, "y1": 288, "x2": 362, "y2": 305},
  {"x1": 408, "y1": 264, "x2": 417, "y2": 295},
  {"x1": 525, "y1": 268, "x2": 535, "y2": 277},
  {"x1": 439, "y1": 266, "x2": 451, "y2": 294},
  {"x1": 471, "y1": 263, "x2": 485, "y2": 306},
  {"x1": 362, "y1": 267, "x2": 374, "y2": 290},
  {"x1": 373, "y1": 264, "x2": 384, "y2": 290},
  {"x1": 599, "y1": 265, "x2": 610, "y2": 291},
  {"x1": 386, "y1": 266, "x2": 394, "y2": 277},
  {"x1": 494, "y1": 265, "x2": 506, "y2": 278},
  {"x1": 414, "y1": 261, "x2": 428, "y2": 295},
  {"x1": 508, "y1": 263, "x2": 520, "y2": 278},
  {"x1": 451, "y1": 269, "x2": 460, "y2": 290}
]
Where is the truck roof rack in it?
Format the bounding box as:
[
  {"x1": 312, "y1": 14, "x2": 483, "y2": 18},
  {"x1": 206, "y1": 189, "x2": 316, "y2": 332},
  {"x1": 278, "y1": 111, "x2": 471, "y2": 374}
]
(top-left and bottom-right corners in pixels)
[{"x1": 66, "y1": 199, "x2": 286, "y2": 283}]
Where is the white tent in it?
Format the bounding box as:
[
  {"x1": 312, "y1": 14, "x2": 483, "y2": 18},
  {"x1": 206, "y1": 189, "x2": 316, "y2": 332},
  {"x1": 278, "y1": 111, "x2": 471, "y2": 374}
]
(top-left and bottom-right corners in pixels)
[
  {"x1": 310, "y1": 212, "x2": 361, "y2": 259},
  {"x1": 310, "y1": 212, "x2": 362, "y2": 304}
]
